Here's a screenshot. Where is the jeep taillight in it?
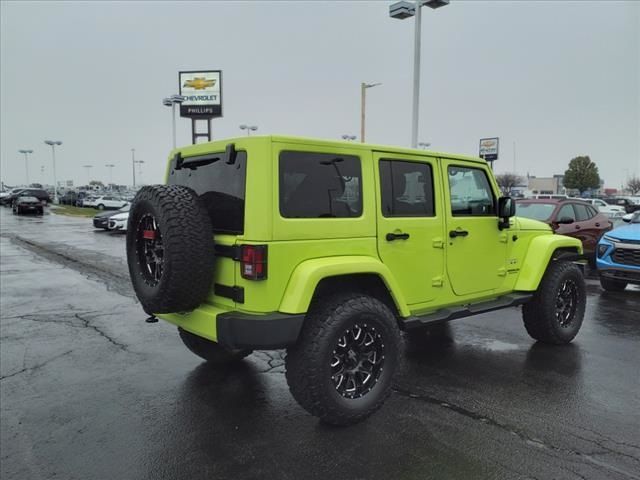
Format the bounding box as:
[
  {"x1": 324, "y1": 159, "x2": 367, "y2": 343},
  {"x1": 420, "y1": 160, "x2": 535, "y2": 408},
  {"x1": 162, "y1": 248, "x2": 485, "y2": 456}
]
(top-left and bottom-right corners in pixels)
[{"x1": 240, "y1": 245, "x2": 267, "y2": 280}]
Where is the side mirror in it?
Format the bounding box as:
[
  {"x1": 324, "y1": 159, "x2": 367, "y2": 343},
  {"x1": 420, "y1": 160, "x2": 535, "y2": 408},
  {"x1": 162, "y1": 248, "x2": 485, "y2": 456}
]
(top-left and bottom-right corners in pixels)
[
  {"x1": 498, "y1": 196, "x2": 516, "y2": 218},
  {"x1": 557, "y1": 217, "x2": 575, "y2": 225},
  {"x1": 498, "y1": 197, "x2": 515, "y2": 230}
]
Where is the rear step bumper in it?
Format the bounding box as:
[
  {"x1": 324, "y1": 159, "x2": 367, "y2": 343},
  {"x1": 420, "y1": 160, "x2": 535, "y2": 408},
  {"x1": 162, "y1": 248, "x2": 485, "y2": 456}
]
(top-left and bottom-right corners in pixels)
[{"x1": 217, "y1": 312, "x2": 305, "y2": 350}]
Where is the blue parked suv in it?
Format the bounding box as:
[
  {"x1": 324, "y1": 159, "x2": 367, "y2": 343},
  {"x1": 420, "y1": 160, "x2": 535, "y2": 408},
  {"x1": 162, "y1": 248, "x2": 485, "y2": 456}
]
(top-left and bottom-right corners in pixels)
[{"x1": 596, "y1": 211, "x2": 640, "y2": 291}]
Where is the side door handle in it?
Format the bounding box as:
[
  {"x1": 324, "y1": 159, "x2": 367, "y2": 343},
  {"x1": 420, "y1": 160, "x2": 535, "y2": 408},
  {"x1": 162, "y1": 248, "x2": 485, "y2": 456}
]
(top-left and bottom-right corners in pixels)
[
  {"x1": 595, "y1": 223, "x2": 600, "y2": 227},
  {"x1": 386, "y1": 232, "x2": 410, "y2": 241},
  {"x1": 449, "y1": 229, "x2": 469, "y2": 238}
]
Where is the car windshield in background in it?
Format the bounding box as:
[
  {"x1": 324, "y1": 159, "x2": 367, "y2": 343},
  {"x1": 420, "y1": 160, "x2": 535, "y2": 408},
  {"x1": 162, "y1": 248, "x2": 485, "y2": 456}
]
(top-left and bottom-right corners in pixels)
[
  {"x1": 516, "y1": 202, "x2": 555, "y2": 221},
  {"x1": 18, "y1": 196, "x2": 39, "y2": 203}
]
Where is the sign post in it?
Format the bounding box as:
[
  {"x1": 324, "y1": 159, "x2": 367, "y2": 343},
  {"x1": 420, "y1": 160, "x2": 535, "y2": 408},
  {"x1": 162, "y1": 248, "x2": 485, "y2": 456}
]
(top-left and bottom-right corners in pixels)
[
  {"x1": 179, "y1": 70, "x2": 223, "y2": 144},
  {"x1": 479, "y1": 137, "x2": 499, "y2": 169}
]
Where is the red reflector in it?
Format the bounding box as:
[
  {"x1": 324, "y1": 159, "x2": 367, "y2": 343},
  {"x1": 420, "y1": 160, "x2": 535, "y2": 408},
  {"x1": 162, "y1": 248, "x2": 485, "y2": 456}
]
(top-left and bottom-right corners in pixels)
[
  {"x1": 142, "y1": 230, "x2": 156, "y2": 240},
  {"x1": 240, "y1": 244, "x2": 268, "y2": 280}
]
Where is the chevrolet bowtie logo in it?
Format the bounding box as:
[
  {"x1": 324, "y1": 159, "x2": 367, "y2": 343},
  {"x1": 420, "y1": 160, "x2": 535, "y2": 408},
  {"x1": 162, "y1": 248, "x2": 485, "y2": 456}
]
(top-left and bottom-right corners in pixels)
[{"x1": 183, "y1": 77, "x2": 216, "y2": 90}]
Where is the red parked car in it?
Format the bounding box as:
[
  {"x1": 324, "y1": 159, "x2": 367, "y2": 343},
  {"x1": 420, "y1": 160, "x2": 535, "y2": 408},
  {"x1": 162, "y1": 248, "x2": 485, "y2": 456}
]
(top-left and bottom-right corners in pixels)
[{"x1": 516, "y1": 198, "x2": 612, "y2": 263}]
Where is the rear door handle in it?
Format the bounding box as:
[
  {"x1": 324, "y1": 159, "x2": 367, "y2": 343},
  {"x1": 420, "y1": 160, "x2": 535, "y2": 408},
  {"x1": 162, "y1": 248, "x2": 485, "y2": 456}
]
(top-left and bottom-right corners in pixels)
[
  {"x1": 386, "y1": 232, "x2": 410, "y2": 241},
  {"x1": 449, "y1": 229, "x2": 469, "y2": 238},
  {"x1": 595, "y1": 223, "x2": 600, "y2": 227}
]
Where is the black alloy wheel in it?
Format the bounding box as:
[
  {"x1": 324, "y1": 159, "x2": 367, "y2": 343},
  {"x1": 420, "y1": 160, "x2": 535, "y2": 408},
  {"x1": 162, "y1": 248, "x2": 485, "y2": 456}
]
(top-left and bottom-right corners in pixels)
[
  {"x1": 331, "y1": 322, "x2": 385, "y2": 399},
  {"x1": 136, "y1": 214, "x2": 164, "y2": 286},
  {"x1": 555, "y1": 279, "x2": 578, "y2": 328}
]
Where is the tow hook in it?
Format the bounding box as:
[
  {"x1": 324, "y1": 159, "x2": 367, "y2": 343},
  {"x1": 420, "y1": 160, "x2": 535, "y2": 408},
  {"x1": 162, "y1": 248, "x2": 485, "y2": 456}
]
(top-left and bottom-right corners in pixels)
[{"x1": 145, "y1": 315, "x2": 158, "y2": 323}]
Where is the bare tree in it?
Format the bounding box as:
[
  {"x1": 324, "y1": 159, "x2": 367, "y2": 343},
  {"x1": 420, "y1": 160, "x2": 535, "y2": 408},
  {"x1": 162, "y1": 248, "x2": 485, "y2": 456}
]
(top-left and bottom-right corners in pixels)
[
  {"x1": 495, "y1": 172, "x2": 523, "y2": 195},
  {"x1": 627, "y1": 176, "x2": 640, "y2": 195}
]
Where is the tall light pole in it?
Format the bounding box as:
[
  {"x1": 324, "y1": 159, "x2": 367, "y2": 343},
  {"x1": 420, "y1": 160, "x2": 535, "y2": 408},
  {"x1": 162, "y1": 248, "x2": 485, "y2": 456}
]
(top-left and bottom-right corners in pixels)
[
  {"x1": 163, "y1": 94, "x2": 186, "y2": 149},
  {"x1": 239, "y1": 124, "x2": 258, "y2": 136},
  {"x1": 390, "y1": 0, "x2": 449, "y2": 148},
  {"x1": 418, "y1": 142, "x2": 431, "y2": 149},
  {"x1": 341, "y1": 134, "x2": 357, "y2": 141},
  {"x1": 105, "y1": 164, "x2": 115, "y2": 186},
  {"x1": 83, "y1": 165, "x2": 93, "y2": 184},
  {"x1": 131, "y1": 149, "x2": 136, "y2": 187},
  {"x1": 18, "y1": 149, "x2": 33, "y2": 185},
  {"x1": 44, "y1": 140, "x2": 62, "y2": 203},
  {"x1": 361, "y1": 82, "x2": 381, "y2": 143}
]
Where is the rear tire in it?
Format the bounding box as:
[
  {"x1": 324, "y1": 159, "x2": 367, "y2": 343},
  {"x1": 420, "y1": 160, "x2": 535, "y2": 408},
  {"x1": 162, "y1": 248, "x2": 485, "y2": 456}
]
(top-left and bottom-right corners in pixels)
[
  {"x1": 522, "y1": 261, "x2": 586, "y2": 344},
  {"x1": 97, "y1": 204, "x2": 105, "y2": 210},
  {"x1": 599, "y1": 276, "x2": 627, "y2": 292},
  {"x1": 285, "y1": 293, "x2": 401, "y2": 426},
  {"x1": 178, "y1": 328, "x2": 251, "y2": 364}
]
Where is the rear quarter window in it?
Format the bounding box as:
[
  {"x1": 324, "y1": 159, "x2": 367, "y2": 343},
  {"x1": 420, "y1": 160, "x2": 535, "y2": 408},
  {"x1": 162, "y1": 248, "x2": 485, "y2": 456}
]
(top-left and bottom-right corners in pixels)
[{"x1": 279, "y1": 151, "x2": 362, "y2": 218}]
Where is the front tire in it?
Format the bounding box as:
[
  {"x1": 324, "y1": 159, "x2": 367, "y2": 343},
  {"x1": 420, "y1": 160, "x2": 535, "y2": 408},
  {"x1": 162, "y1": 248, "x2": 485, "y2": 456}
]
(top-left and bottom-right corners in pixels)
[
  {"x1": 97, "y1": 204, "x2": 105, "y2": 210},
  {"x1": 523, "y1": 261, "x2": 586, "y2": 344},
  {"x1": 178, "y1": 328, "x2": 251, "y2": 364},
  {"x1": 599, "y1": 276, "x2": 627, "y2": 292},
  {"x1": 285, "y1": 293, "x2": 401, "y2": 426}
]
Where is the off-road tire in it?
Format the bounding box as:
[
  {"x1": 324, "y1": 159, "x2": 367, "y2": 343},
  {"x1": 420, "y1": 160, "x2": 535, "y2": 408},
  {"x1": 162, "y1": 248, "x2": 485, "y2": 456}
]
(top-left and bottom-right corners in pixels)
[
  {"x1": 522, "y1": 261, "x2": 586, "y2": 344},
  {"x1": 126, "y1": 184, "x2": 215, "y2": 314},
  {"x1": 599, "y1": 276, "x2": 627, "y2": 292},
  {"x1": 285, "y1": 293, "x2": 401, "y2": 426},
  {"x1": 178, "y1": 328, "x2": 251, "y2": 364}
]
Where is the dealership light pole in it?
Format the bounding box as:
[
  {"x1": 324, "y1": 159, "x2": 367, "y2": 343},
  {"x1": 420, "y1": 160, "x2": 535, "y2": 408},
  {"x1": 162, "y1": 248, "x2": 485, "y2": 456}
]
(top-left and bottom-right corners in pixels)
[
  {"x1": 83, "y1": 165, "x2": 93, "y2": 184},
  {"x1": 341, "y1": 134, "x2": 357, "y2": 141},
  {"x1": 18, "y1": 149, "x2": 33, "y2": 185},
  {"x1": 389, "y1": 0, "x2": 449, "y2": 148},
  {"x1": 239, "y1": 124, "x2": 258, "y2": 136},
  {"x1": 44, "y1": 140, "x2": 62, "y2": 203},
  {"x1": 105, "y1": 164, "x2": 115, "y2": 186},
  {"x1": 361, "y1": 82, "x2": 381, "y2": 143},
  {"x1": 418, "y1": 141, "x2": 431, "y2": 149},
  {"x1": 163, "y1": 94, "x2": 186, "y2": 149}
]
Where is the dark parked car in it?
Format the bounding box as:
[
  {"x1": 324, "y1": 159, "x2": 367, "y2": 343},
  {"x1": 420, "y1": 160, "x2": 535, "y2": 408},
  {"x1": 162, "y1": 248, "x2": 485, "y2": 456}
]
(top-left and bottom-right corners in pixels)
[
  {"x1": 92, "y1": 203, "x2": 130, "y2": 230},
  {"x1": 3, "y1": 188, "x2": 51, "y2": 206},
  {"x1": 60, "y1": 191, "x2": 79, "y2": 206},
  {"x1": 516, "y1": 198, "x2": 612, "y2": 262},
  {"x1": 604, "y1": 197, "x2": 640, "y2": 214},
  {"x1": 12, "y1": 196, "x2": 44, "y2": 215}
]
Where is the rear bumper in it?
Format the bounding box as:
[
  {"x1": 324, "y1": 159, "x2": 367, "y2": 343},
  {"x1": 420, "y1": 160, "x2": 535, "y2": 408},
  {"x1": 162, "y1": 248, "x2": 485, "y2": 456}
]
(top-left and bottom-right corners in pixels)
[
  {"x1": 217, "y1": 312, "x2": 305, "y2": 349},
  {"x1": 158, "y1": 306, "x2": 305, "y2": 350}
]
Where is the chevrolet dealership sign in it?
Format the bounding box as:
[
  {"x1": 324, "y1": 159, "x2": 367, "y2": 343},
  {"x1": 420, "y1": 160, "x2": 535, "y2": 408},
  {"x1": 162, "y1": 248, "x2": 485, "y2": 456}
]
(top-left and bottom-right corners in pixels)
[
  {"x1": 479, "y1": 137, "x2": 499, "y2": 161},
  {"x1": 179, "y1": 70, "x2": 222, "y2": 118}
]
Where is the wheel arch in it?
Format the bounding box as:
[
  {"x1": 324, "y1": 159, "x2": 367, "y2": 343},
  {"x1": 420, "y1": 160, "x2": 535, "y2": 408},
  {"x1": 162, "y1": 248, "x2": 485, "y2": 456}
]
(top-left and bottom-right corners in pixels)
[
  {"x1": 278, "y1": 256, "x2": 410, "y2": 317},
  {"x1": 515, "y1": 235, "x2": 583, "y2": 291}
]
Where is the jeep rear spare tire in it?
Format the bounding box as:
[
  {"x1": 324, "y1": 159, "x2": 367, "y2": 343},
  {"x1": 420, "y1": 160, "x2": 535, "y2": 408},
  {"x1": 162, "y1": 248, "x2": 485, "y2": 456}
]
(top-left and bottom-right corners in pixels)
[{"x1": 126, "y1": 185, "x2": 215, "y2": 314}]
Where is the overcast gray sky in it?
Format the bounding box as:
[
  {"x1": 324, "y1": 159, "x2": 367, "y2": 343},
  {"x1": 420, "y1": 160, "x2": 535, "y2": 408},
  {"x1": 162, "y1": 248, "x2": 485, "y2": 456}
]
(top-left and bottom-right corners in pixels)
[{"x1": 1, "y1": 0, "x2": 638, "y2": 189}]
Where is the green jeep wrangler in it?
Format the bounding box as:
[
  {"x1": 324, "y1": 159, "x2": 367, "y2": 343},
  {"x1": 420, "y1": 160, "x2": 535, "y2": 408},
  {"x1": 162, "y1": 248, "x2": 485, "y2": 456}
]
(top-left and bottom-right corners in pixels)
[{"x1": 126, "y1": 135, "x2": 586, "y2": 425}]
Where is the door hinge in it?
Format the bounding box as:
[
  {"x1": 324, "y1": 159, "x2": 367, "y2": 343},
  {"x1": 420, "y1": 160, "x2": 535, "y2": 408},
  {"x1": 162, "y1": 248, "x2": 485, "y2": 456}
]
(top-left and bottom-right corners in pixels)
[
  {"x1": 432, "y1": 276, "x2": 444, "y2": 287},
  {"x1": 497, "y1": 267, "x2": 507, "y2": 277},
  {"x1": 432, "y1": 238, "x2": 444, "y2": 249},
  {"x1": 499, "y1": 233, "x2": 508, "y2": 244}
]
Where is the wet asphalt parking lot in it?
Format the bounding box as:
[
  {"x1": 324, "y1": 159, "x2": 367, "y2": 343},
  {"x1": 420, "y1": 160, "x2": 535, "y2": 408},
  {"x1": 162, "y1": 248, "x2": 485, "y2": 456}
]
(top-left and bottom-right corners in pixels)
[{"x1": 1, "y1": 206, "x2": 639, "y2": 480}]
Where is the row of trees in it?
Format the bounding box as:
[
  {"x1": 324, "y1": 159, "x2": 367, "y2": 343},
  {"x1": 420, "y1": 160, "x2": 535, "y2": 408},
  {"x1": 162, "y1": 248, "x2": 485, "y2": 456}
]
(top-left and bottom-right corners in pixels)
[{"x1": 495, "y1": 155, "x2": 640, "y2": 195}]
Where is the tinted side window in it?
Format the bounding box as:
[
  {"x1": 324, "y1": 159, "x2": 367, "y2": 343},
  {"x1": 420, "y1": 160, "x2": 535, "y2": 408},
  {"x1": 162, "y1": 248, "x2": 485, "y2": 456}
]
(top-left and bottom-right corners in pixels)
[
  {"x1": 574, "y1": 203, "x2": 594, "y2": 221},
  {"x1": 448, "y1": 166, "x2": 496, "y2": 216},
  {"x1": 557, "y1": 204, "x2": 576, "y2": 221},
  {"x1": 279, "y1": 151, "x2": 362, "y2": 218},
  {"x1": 379, "y1": 160, "x2": 434, "y2": 217},
  {"x1": 169, "y1": 151, "x2": 247, "y2": 234}
]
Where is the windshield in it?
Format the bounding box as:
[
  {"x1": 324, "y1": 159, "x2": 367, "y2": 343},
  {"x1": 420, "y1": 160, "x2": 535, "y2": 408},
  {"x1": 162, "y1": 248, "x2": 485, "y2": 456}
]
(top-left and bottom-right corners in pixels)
[{"x1": 515, "y1": 202, "x2": 555, "y2": 221}]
